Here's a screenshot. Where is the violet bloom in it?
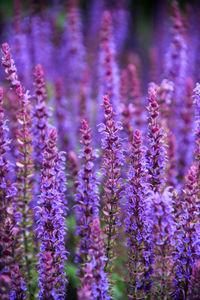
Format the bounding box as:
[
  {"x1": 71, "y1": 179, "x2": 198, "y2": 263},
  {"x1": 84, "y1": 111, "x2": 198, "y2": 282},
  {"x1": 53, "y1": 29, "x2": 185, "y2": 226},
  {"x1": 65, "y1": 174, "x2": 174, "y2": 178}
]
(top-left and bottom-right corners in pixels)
[
  {"x1": 1, "y1": 43, "x2": 34, "y2": 291},
  {"x1": 35, "y1": 128, "x2": 67, "y2": 299},
  {"x1": 165, "y1": 2, "x2": 189, "y2": 181},
  {"x1": 75, "y1": 119, "x2": 99, "y2": 268},
  {"x1": 78, "y1": 218, "x2": 110, "y2": 300},
  {"x1": 98, "y1": 95, "x2": 124, "y2": 281},
  {"x1": 150, "y1": 80, "x2": 177, "y2": 186},
  {"x1": 146, "y1": 188, "x2": 176, "y2": 297},
  {"x1": 146, "y1": 86, "x2": 167, "y2": 192},
  {"x1": 173, "y1": 164, "x2": 200, "y2": 299},
  {"x1": 124, "y1": 129, "x2": 153, "y2": 298},
  {"x1": 32, "y1": 64, "x2": 49, "y2": 168},
  {"x1": 0, "y1": 86, "x2": 26, "y2": 299}
]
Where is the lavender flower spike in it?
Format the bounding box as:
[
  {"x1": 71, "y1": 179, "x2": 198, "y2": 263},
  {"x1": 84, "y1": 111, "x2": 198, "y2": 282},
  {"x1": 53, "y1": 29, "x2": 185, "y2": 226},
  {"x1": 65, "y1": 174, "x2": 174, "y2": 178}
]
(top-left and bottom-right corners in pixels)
[
  {"x1": 146, "y1": 86, "x2": 167, "y2": 192},
  {"x1": 78, "y1": 218, "x2": 110, "y2": 300},
  {"x1": 75, "y1": 119, "x2": 99, "y2": 268},
  {"x1": 32, "y1": 64, "x2": 49, "y2": 168},
  {"x1": 173, "y1": 164, "x2": 200, "y2": 299},
  {"x1": 0, "y1": 86, "x2": 26, "y2": 299},
  {"x1": 1, "y1": 42, "x2": 34, "y2": 292},
  {"x1": 98, "y1": 95, "x2": 124, "y2": 288},
  {"x1": 36, "y1": 128, "x2": 67, "y2": 299},
  {"x1": 125, "y1": 129, "x2": 153, "y2": 298},
  {"x1": 193, "y1": 82, "x2": 200, "y2": 170}
]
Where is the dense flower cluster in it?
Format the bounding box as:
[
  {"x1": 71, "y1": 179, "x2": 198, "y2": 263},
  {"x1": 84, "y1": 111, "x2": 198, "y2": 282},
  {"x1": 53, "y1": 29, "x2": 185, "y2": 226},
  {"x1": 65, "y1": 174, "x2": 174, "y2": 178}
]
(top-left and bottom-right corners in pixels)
[
  {"x1": 98, "y1": 95, "x2": 124, "y2": 287},
  {"x1": 173, "y1": 164, "x2": 200, "y2": 299},
  {"x1": 35, "y1": 128, "x2": 67, "y2": 299},
  {"x1": 79, "y1": 218, "x2": 110, "y2": 300},
  {"x1": 32, "y1": 64, "x2": 49, "y2": 168},
  {"x1": 1, "y1": 42, "x2": 35, "y2": 293},
  {"x1": 0, "y1": 86, "x2": 26, "y2": 299},
  {"x1": 75, "y1": 119, "x2": 99, "y2": 269},
  {"x1": 1, "y1": 1, "x2": 200, "y2": 299},
  {"x1": 124, "y1": 129, "x2": 153, "y2": 298},
  {"x1": 146, "y1": 86, "x2": 167, "y2": 192}
]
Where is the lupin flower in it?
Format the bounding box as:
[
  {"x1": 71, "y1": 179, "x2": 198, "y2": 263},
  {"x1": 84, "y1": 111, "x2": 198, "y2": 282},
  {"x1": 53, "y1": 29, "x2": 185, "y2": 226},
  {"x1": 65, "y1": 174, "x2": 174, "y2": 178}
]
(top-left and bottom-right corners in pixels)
[
  {"x1": 125, "y1": 129, "x2": 153, "y2": 298},
  {"x1": 98, "y1": 95, "x2": 124, "y2": 284},
  {"x1": 146, "y1": 86, "x2": 167, "y2": 192},
  {"x1": 32, "y1": 64, "x2": 49, "y2": 168},
  {"x1": 0, "y1": 86, "x2": 26, "y2": 299},
  {"x1": 173, "y1": 164, "x2": 200, "y2": 299},
  {"x1": 78, "y1": 218, "x2": 110, "y2": 300},
  {"x1": 1, "y1": 43, "x2": 34, "y2": 292},
  {"x1": 35, "y1": 128, "x2": 67, "y2": 299},
  {"x1": 75, "y1": 119, "x2": 99, "y2": 268}
]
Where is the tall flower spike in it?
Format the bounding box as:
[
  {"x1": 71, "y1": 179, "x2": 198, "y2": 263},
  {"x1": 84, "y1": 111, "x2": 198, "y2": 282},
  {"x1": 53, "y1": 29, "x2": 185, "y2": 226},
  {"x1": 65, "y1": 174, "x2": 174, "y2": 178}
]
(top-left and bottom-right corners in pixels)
[
  {"x1": 193, "y1": 82, "x2": 200, "y2": 179},
  {"x1": 78, "y1": 218, "x2": 110, "y2": 300},
  {"x1": 0, "y1": 86, "x2": 26, "y2": 299},
  {"x1": 146, "y1": 188, "x2": 176, "y2": 297},
  {"x1": 32, "y1": 64, "x2": 49, "y2": 169},
  {"x1": 173, "y1": 164, "x2": 200, "y2": 299},
  {"x1": 165, "y1": 1, "x2": 188, "y2": 181},
  {"x1": 125, "y1": 129, "x2": 153, "y2": 298},
  {"x1": 98, "y1": 11, "x2": 120, "y2": 117},
  {"x1": 35, "y1": 127, "x2": 67, "y2": 299},
  {"x1": 98, "y1": 95, "x2": 124, "y2": 292},
  {"x1": 75, "y1": 119, "x2": 99, "y2": 270},
  {"x1": 146, "y1": 86, "x2": 167, "y2": 192},
  {"x1": 1, "y1": 43, "x2": 35, "y2": 294}
]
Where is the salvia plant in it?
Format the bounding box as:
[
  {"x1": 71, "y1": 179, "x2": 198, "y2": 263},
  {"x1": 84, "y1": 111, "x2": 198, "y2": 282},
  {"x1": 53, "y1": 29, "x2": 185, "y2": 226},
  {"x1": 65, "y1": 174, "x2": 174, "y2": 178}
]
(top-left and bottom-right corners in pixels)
[{"x1": 1, "y1": 1, "x2": 200, "y2": 299}]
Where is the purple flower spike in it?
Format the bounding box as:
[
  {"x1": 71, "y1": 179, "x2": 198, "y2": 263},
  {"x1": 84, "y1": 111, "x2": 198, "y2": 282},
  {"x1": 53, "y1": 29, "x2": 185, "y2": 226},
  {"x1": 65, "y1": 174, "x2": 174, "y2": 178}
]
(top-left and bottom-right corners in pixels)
[
  {"x1": 146, "y1": 188, "x2": 176, "y2": 297},
  {"x1": 173, "y1": 164, "x2": 200, "y2": 299},
  {"x1": 99, "y1": 95, "x2": 124, "y2": 290},
  {"x1": 0, "y1": 86, "x2": 26, "y2": 299},
  {"x1": 36, "y1": 127, "x2": 67, "y2": 299},
  {"x1": 32, "y1": 64, "x2": 49, "y2": 168},
  {"x1": 125, "y1": 129, "x2": 153, "y2": 298},
  {"x1": 98, "y1": 11, "x2": 120, "y2": 115},
  {"x1": 78, "y1": 218, "x2": 110, "y2": 300},
  {"x1": 1, "y1": 42, "x2": 34, "y2": 290},
  {"x1": 75, "y1": 119, "x2": 99, "y2": 269},
  {"x1": 193, "y1": 82, "x2": 200, "y2": 167},
  {"x1": 146, "y1": 86, "x2": 167, "y2": 192}
]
